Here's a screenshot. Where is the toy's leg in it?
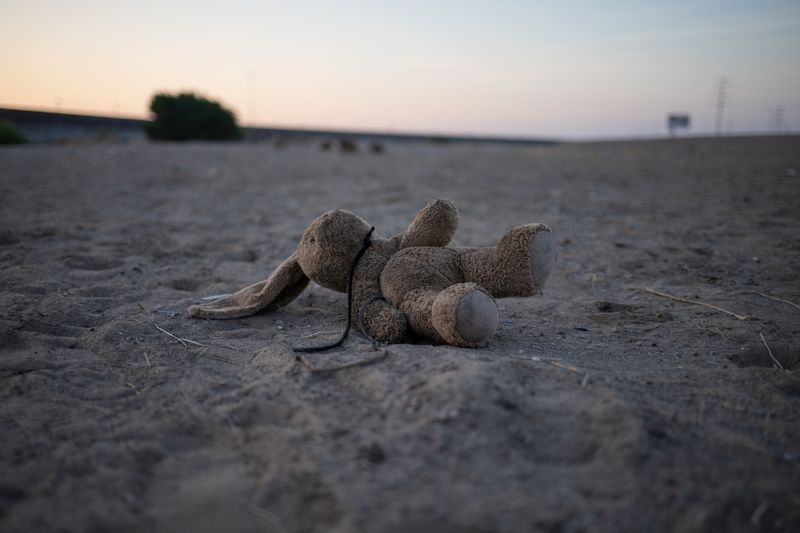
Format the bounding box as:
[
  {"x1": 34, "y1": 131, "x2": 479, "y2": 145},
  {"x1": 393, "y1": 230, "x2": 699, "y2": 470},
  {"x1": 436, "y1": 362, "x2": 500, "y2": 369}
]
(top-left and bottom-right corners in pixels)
[
  {"x1": 356, "y1": 298, "x2": 408, "y2": 344},
  {"x1": 458, "y1": 223, "x2": 555, "y2": 297},
  {"x1": 401, "y1": 283, "x2": 498, "y2": 347}
]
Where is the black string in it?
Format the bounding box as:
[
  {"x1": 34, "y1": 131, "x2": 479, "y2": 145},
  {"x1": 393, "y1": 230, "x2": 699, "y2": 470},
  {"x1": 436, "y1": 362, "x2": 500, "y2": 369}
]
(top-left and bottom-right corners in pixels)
[{"x1": 293, "y1": 227, "x2": 375, "y2": 353}]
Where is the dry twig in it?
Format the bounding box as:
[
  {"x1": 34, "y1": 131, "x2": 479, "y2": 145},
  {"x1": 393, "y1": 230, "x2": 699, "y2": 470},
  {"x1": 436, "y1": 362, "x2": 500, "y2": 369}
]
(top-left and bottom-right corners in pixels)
[
  {"x1": 642, "y1": 288, "x2": 749, "y2": 320},
  {"x1": 548, "y1": 360, "x2": 582, "y2": 373},
  {"x1": 759, "y1": 333, "x2": 784, "y2": 371},
  {"x1": 751, "y1": 501, "x2": 769, "y2": 527},
  {"x1": 153, "y1": 323, "x2": 229, "y2": 349},
  {"x1": 694, "y1": 321, "x2": 731, "y2": 340},
  {"x1": 296, "y1": 350, "x2": 387, "y2": 373},
  {"x1": 248, "y1": 504, "x2": 289, "y2": 533},
  {"x1": 302, "y1": 329, "x2": 342, "y2": 339},
  {"x1": 154, "y1": 324, "x2": 190, "y2": 346},
  {"x1": 749, "y1": 290, "x2": 800, "y2": 311},
  {"x1": 511, "y1": 355, "x2": 585, "y2": 374}
]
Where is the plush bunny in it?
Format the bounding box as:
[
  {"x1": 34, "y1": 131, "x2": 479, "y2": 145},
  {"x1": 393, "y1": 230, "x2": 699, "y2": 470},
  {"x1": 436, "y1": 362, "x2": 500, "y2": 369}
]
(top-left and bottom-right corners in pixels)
[{"x1": 188, "y1": 200, "x2": 555, "y2": 348}]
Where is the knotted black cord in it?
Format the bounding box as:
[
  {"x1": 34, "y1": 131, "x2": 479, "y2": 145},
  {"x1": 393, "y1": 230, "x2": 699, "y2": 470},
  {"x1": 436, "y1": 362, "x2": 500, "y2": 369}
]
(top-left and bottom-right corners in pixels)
[{"x1": 292, "y1": 227, "x2": 375, "y2": 353}]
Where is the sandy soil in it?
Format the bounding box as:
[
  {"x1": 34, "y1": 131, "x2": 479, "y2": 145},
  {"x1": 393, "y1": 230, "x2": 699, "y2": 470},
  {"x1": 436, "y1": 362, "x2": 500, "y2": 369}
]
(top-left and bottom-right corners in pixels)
[{"x1": 1, "y1": 136, "x2": 799, "y2": 532}]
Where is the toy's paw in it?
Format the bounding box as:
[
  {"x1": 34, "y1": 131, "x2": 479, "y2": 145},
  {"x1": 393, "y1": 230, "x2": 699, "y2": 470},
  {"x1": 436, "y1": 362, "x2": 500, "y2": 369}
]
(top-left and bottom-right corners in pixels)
[
  {"x1": 357, "y1": 298, "x2": 408, "y2": 344},
  {"x1": 530, "y1": 229, "x2": 555, "y2": 291},
  {"x1": 455, "y1": 289, "x2": 499, "y2": 345},
  {"x1": 490, "y1": 223, "x2": 555, "y2": 297},
  {"x1": 432, "y1": 283, "x2": 498, "y2": 348}
]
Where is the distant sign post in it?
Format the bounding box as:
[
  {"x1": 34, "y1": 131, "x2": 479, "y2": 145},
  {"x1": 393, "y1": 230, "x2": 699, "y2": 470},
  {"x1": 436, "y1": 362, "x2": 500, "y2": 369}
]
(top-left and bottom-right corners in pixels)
[{"x1": 667, "y1": 114, "x2": 691, "y2": 137}]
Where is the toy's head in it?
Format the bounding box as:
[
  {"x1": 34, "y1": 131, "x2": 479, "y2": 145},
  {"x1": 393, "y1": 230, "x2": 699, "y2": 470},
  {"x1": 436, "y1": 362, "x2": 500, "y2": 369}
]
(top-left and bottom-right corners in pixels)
[
  {"x1": 187, "y1": 209, "x2": 372, "y2": 319},
  {"x1": 297, "y1": 209, "x2": 372, "y2": 292}
]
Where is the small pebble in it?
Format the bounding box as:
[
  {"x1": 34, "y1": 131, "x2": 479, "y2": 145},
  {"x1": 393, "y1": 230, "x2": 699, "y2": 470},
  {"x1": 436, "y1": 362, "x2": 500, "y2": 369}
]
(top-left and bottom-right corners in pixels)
[{"x1": 357, "y1": 442, "x2": 385, "y2": 464}]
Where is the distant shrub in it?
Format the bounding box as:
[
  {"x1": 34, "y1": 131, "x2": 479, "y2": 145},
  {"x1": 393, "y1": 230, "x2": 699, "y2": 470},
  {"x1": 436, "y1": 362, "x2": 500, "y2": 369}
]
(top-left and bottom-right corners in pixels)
[
  {"x1": 272, "y1": 135, "x2": 289, "y2": 148},
  {"x1": 338, "y1": 137, "x2": 358, "y2": 153},
  {"x1": 146, "y1": 92, "x2": 241, "y2": 141},
  {"x1": 0, "y1": 121, "x2": 26, "y2": 144}
]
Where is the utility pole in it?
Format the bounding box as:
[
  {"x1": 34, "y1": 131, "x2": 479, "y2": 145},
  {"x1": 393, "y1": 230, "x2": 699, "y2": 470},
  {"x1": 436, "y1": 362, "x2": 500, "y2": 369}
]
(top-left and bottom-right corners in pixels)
[
  {"x1": 247, "y1": 71, "x2": 257, "y2": 125},
  {"x1": 771, "y1": 105, "x2": 785, "y2": 133},
  {"x1": 246, "y1": 71, "x2": 257, "y2": 141},
  {"x1": 714, "y1": 76, "x2": 729, "y2": 136}
]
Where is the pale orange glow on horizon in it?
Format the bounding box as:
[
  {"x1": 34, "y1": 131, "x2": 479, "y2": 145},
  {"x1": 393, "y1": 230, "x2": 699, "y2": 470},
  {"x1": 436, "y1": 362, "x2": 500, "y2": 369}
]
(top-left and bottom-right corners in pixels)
[{"x1": 3, "y1": 0, "x2": 799, "y2": 138}]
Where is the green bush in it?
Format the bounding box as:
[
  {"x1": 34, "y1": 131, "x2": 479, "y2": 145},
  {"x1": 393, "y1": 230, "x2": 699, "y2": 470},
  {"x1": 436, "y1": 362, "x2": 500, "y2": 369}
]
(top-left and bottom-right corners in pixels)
[
  {"x1": 0, "y1": 121, "x2": 26, "y2": 144},
  {"x1": 146, "y1": 92, "x2": 241, "y2": 141}
]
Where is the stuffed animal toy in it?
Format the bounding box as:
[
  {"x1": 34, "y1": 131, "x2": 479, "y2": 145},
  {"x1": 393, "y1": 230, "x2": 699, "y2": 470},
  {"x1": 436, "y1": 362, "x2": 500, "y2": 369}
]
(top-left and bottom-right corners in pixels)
[{"x1": 188, "y1": 200, "x2": 555, "y2": 348}]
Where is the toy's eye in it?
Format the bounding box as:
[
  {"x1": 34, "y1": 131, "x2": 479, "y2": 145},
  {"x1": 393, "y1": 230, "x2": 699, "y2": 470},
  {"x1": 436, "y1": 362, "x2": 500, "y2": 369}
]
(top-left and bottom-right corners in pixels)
[{"x1": 308, "y1": 237, "x2": 315, "y2": 244}]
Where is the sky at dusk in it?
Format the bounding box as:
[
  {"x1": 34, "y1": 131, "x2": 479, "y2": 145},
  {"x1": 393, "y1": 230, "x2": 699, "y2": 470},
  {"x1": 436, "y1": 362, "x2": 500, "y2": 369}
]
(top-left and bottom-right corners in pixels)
[{"x1": 2, "y1": 0, "x2": 799, "y2": 139}]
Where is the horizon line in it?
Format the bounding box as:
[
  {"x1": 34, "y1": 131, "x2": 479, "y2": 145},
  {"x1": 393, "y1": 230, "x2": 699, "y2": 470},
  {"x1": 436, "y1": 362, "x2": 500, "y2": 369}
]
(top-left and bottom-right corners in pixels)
[{"x1": 2, "y1": 103, "x2": 798, "y2": 144}]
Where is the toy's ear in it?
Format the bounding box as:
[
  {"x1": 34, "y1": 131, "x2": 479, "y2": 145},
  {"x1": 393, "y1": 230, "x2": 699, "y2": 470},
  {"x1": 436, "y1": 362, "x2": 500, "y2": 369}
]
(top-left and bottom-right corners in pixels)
[
  {"x1": 397, "y1": 199, "x2": 459, "y2": 248},
  {"x1": 187, "y1": 252, "x2": 309, "y2": 319}
]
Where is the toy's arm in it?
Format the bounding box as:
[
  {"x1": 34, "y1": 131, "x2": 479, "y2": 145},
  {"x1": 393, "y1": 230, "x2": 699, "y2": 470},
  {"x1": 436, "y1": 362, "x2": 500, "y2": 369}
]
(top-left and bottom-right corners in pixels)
[
  {"x1": 351, "y1": 252, "x2": 408, "y2": 343},
  {"x1": 393, "y1": 199, "x2": 458, "y2": 249}
]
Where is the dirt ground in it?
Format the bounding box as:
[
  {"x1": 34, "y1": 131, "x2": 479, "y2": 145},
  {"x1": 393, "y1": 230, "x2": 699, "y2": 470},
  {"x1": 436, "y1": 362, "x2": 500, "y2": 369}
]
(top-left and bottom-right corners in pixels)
[{"x1": 1, "y1": 136, "x2": 799, "y2": 532}]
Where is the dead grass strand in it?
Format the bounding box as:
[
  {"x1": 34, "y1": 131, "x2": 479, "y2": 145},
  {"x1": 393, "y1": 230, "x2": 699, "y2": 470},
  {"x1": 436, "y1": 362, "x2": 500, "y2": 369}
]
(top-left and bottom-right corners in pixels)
[
  {"x1": 750, "y1": 290, "x2": 800, "y2": 311},
  {"x1": 642, "y1": 288, "x2": 749, "y2": 321},
  {"x1": 153, "y1": 324, "x2": 191, "y2": 346},
  {"x1": 759, "y1": 332, "x2": 784, "y2": 371},
  {"x1": 296, "y1": 350, "x2": 387, "y2": 373}
]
